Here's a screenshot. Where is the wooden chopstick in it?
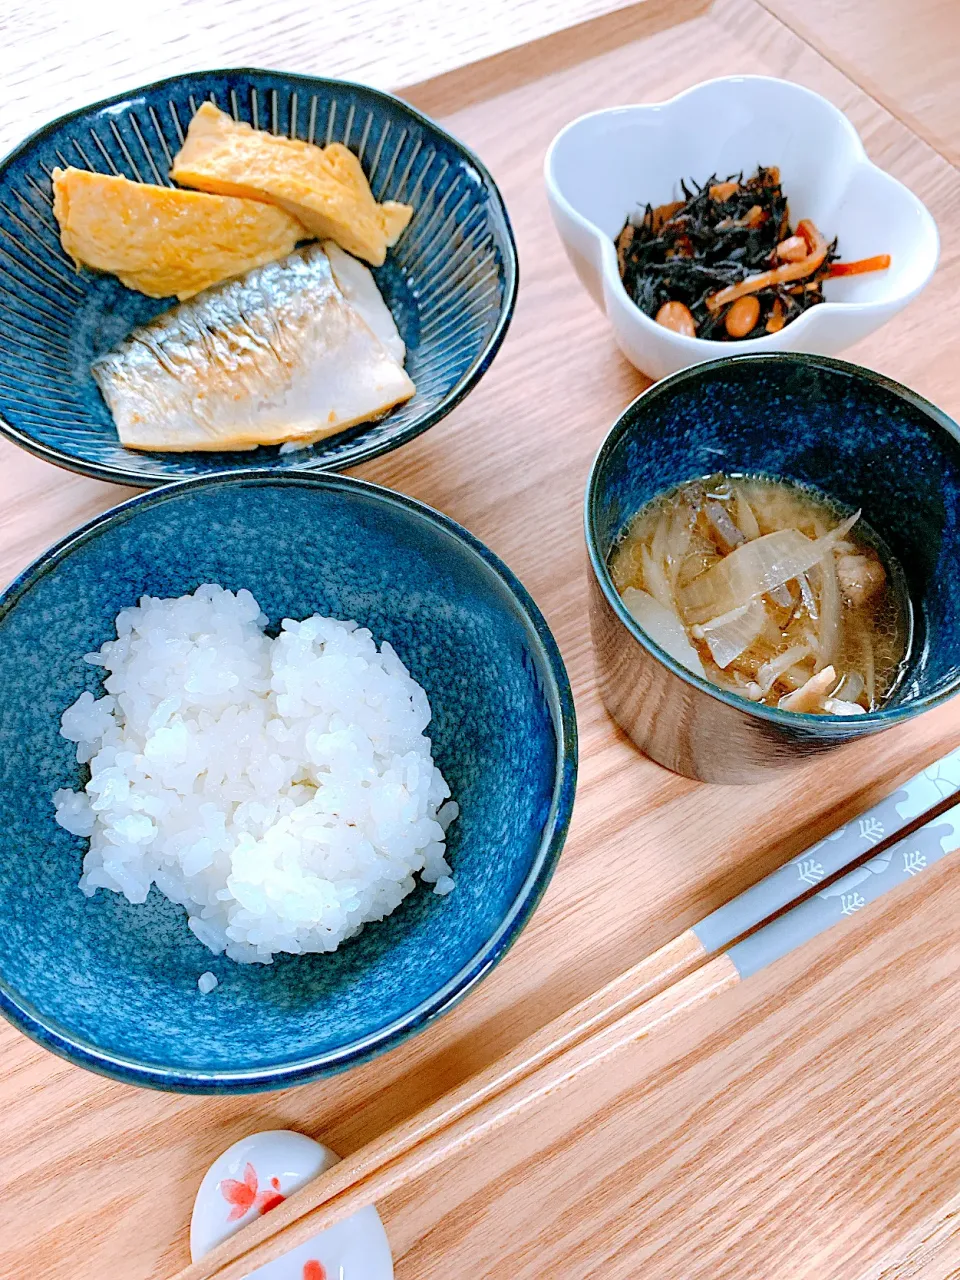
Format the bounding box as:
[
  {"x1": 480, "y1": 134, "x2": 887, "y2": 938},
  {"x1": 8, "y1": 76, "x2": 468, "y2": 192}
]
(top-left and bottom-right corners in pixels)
[
  {"x1": 169, "y1": 951, "x2": 736, "y2": 1280},
  {"x1": 168, "y1": 750, "x2": 960, "y2": 1280},
  {"x1": 166, "y1": 929, "x2": 709, "y2": 1280}
]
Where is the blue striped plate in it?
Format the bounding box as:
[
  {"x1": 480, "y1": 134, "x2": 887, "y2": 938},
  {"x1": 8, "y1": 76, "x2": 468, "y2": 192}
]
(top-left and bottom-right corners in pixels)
[{"x1": 0, "y1": 69, "x2": 518, "y2": 486}]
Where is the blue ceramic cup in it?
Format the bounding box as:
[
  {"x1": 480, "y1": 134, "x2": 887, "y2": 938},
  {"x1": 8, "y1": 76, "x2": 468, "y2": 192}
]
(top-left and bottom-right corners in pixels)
[
  {"x1": 586, "y1": 353, "x2": 960, "y2": 783},
  {"x1": 0, "y1": 472, "x2": 576, "y2": 1091}
]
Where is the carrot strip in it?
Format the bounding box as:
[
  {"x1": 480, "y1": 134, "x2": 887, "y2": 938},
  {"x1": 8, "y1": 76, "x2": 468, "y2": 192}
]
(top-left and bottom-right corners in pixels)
[
  {"x1": 705, "y1": 219, "x2": 828, "y2": 313},
  {"x1": 827, "y1": 254, "x2": 891, "y2": 277}
]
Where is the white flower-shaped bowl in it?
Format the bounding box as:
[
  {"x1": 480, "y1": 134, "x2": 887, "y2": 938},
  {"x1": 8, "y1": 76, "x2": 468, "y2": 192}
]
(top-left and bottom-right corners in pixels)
[{"x1": 544, "y1": 76, "x2": 939, "y2": 380}]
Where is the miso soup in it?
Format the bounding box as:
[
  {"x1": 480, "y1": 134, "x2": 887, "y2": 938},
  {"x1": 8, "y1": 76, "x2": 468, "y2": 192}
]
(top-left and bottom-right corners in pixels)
[{"x1": 608, "y1": 473, "x2": 911, "y2": 714}]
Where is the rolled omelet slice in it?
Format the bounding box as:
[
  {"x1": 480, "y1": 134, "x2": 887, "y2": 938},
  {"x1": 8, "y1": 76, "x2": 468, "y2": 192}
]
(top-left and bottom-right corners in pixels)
[
  {"x1": 52, "y1": 167, "x2": 307, "y2": 300},
  {"x1": 91, "y1": 243, "x2": 415, "y2": 452},
  {"x1": 170, "y1": 102, "x2": 412, "y2": 267}
]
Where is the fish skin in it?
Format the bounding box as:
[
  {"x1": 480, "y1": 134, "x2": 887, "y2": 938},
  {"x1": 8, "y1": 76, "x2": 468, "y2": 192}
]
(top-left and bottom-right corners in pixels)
[{"x1": 92, "y1": 243, "x2": 415, "y2": 452}]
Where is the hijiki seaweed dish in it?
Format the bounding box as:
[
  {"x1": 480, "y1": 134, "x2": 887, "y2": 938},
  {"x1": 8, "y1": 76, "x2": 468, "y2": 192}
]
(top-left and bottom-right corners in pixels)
[{"x1": 615, "y1": 166, "x2": 892, "y2": 340}]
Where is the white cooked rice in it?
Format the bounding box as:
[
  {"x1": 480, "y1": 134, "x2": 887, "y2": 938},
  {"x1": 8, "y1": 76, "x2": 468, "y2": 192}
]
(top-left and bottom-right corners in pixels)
[{"x1": 53, "y1": 584, "x2": 457, "y2": 964}]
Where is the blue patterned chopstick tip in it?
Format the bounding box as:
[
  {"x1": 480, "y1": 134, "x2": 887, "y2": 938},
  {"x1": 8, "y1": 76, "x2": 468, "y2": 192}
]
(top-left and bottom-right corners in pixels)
[
  {"x1": 728, "y1": 801, "x2": 960, "y2": 979},
  {"x1": 692, "y1": 745, "x2": 960, "y2": 955}
]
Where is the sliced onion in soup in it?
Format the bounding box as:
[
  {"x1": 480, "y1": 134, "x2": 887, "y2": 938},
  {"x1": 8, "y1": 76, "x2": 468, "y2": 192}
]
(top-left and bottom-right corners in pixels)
[
  {"x1": 816, "y1": 548, "x2": 841, "y2": 672},
  {"x1": 734, "y1": 488, "x2": 761, "y2": 541},
  {"x1": 640, "y1": 544, "x2": 675, "y2": 610},
  {"x1": 621, "y1": 587, "x2": 706, "y2": 678},
  {"x1": 834, "y1": 671, "x2": 865, "y2": 705},
  {"x1": 798, "y1": 571, "x2": 819, "y2": 620},
  {"x1": 679, "y1": 513, "x2": 860, "y2": 624},
  {"x1": 757, "y1": 643, "x2": 814, "y2": 694},
  {"x1": 694, "y1": 600, "x2": 766, "y2": 669}
]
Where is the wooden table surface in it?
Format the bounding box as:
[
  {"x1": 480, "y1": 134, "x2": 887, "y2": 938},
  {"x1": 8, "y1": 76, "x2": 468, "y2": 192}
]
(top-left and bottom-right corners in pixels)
[{"x1": 3, "y1": 2, "x2": 960, "y2": 1278}]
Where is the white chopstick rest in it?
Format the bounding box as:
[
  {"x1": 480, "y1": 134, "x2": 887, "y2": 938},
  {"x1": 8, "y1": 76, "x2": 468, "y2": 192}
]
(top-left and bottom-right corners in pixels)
[{"x1": 190, "y1": 1130, "x2": 394, "y2": 1279}]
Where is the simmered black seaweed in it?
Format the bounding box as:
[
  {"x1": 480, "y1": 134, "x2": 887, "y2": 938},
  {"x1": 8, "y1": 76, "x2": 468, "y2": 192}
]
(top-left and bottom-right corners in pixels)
[{"x1": 615, "y1": 167, "x2": 845, "y2": 339}]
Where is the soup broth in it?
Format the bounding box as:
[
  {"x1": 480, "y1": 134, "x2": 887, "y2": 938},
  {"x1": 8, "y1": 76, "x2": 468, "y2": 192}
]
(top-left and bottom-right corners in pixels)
[{"x1": 609, "y1": 473, "x2": 910, "y2": 714}]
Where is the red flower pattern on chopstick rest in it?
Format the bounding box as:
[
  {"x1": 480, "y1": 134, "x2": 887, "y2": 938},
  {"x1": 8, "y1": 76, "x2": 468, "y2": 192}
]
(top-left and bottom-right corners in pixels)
[
  {"x1": 303, "y1": 1263, "x2": 327, "y2": 1280},
  {"x1": 219, "y1": 1163, "x2": 286, "y2": 1222}
]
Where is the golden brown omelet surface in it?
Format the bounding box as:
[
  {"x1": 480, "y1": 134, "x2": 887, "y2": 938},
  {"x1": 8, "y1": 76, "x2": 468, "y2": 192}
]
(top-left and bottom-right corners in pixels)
[
  {"x1": 170, "y1": 103, "x2": 412, "y2": 266},
  {"x1": 52, "y1": 166, "x2": 307, "y2": 299}
]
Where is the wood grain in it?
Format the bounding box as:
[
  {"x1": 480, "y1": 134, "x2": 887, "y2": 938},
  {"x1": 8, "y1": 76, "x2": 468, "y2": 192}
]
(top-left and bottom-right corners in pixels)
[
  {"x1": 759, "y1": 0, "x2": 960, "y2": 167},
  {"x1": 1, "y1": 1, "x2": 960, "y2": 1279},
  {"x1": 865, "y1": 1187, "x2": 960, "y2": 1280},
  {"x1": 385, "y1": 851, "x2": 960, "y2": 1280},
  {"x1": 0, "y1": 0, "x2": 641, "y2": 157},
  {"x1": 167, "y1": 934, "x2": 714, "y2": 1280},
  {"x1": 173, "y1": 956, "x2": 738, "y2": 1280}
]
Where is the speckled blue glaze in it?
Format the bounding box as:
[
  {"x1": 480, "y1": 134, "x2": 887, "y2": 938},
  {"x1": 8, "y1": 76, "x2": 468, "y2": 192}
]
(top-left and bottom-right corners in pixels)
[
  {"x1": 0, "y1": 69, "x2": 518, "y2": 486},
  {"x1": 0, "y1": 473, "x2": 576, "y2": 1092},
  {"x1": 586, "y1": 354, "x2": 960, "y2": 771}
]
